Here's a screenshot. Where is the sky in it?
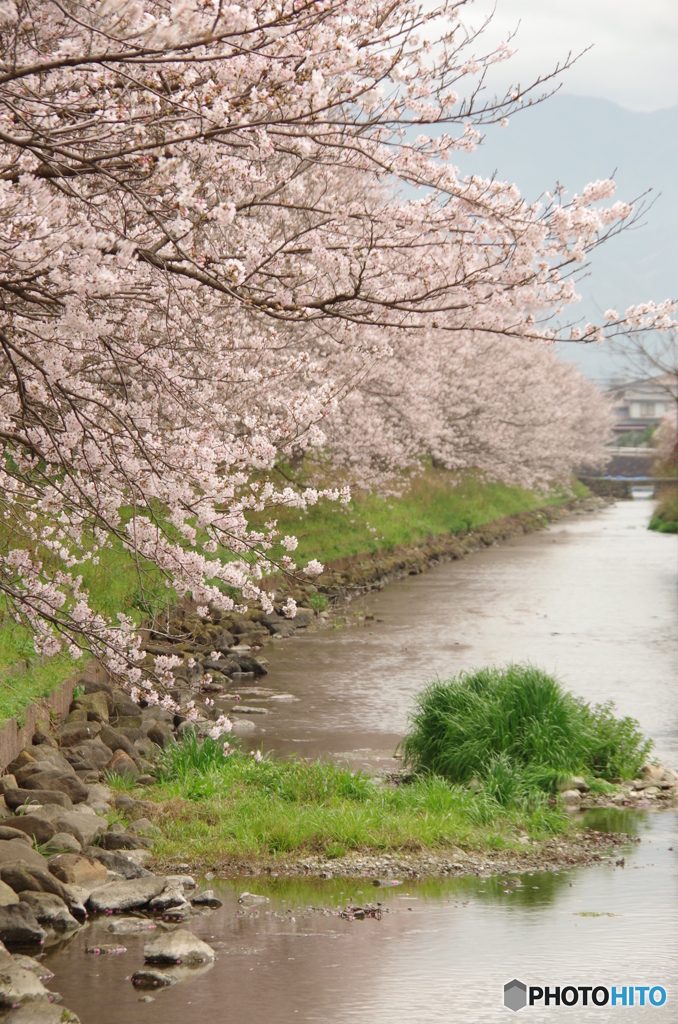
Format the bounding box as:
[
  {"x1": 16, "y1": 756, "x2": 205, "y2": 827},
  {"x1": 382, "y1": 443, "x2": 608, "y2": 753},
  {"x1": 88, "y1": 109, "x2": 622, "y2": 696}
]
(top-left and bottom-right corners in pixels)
[{"x1": 467, "y1": 0, "x2": 678, "y2": 112}]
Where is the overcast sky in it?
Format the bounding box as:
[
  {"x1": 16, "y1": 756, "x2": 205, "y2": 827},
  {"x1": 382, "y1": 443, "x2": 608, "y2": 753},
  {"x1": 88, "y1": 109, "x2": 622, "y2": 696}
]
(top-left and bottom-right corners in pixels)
[{"x1": 467, "y1": 0, "x2": 678, "y2": 111}]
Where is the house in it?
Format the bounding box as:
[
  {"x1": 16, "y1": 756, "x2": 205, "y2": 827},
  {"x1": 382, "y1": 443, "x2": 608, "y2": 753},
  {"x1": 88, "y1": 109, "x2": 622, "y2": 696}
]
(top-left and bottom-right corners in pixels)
[{"x1": 608, "y1": 374, "x2": 677, "y2": 438}]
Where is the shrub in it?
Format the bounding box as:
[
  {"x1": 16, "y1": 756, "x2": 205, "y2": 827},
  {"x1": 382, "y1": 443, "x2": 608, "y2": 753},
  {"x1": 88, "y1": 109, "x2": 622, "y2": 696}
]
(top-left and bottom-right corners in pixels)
[
  {"x1": 649, "y1": 493, "x2": 678, "y2": 533},
  {"x1": 401, "y1": 665, "x2": 652, "y2": 804}
]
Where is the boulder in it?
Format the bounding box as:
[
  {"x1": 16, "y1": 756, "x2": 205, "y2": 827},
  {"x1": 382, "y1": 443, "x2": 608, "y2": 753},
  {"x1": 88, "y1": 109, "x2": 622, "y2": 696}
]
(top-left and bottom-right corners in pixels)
[
  {"x1": 31, "y1": 724, "x2": 57, "y2": 749},
  {"x1": 5, "y1": 752, "x2": 36, "y2": 775},
  {"x1": 165, "y1": 875, "x2": 196, "y2": 891},
  {"x1": 132, "y1": 967, "x2": 177, "y2": 988},
  {"x1": 5, "y1": 790, "x2": 72, "y2": 813},
  {"x1": 146, "y1": 722, "x2": 170, "y2": 748},
  {"x1": 0, "y1": 955, "x2": 51, "y2": 1005},
  {"x1": 148, "y1": 887, "x2": 187, "y2": 913},
  {"x1": 292, "y1": 607, "x2": 314, "y2": 628},
  {"x1": 46, "y1": 811, "x2": 106, "y2": 849},
  {"x1": 18, "y1": 771, "x2": 87, "y2": 805},
  {"x1": 111, "y1": 689, "x2": 142, "y2": 718},
  {"x1": 0, "y1": 828, "x2": 32, "y2": 846},
  {"x1": 104, "y1": 750, "x2": 139, "y2": 781},
  {"x1": 71, "y1": 691, "x2": 110, "y2": 723},
  {"x1": 18, "y1": 892, "x2": 80, "y2": 932},
  {"x1": 100, "y1": 832, "x2": 149, "y2": 852},
  {"x1": 5, "y1": 817, "x2": 56, "y2": 845},
  {"x1": 0, "y1": 904, "x2": 47, "y2": 945},
  {"x1": 556, "y1": 776, "x2": 590, "y2": 794},
  {"x1": 81, "y1": 848, "x2": 153, "y2": 880},
  {"x1": 0, "y1": 882, "x2": 19, "y2": 907},
  {"x1": 232, "y1": 653, "x2": 267, "y2": 676},
  {"x1": 560, "y1": 789, "x2": 582, "y2": 804},
  {"x1": 127, "y1": 818, "x2": 156, "y2": 837},
  {"x1": 98, "y1": 725, "x2": 137, "y2": 759},
  {"x1": 63, "y1": 739, "x2": 114, "y2": 770},
  {"x1": 0, "y1": 842, "x2": 49, "y2": 872},
  {"x1": 54, "y1": 722, "x2": 101, "y2": 746},
  {"x1": 41, "y1": 834, "x2": 81, "y2": 856},
  {"x1": 0, "y1": 777, "x2": 18, "y2": 795},
  {"x1": 0, "y1": 862, "x2": 71, "y2": 902},
  {"x1": 47, "y1": 854, "x2": 108, "y2": 888},
  {"x1": 3, "y1": 1005, "x2": 81, "y2": 1024},
  {"x1": 143, "y1": 928, "x2": 215, "y2": 964},
  {"x1": 62, "y1": 710, "x2": 87, "y2": 725},
  {"x1": 88, "y1": 876, "x2": 166, "y2": 913},
  {"x1": 238, "y1": 891, "x2": 269, "y2": 906},
  {"x1": 191, "y1": 890, "x2": 222, "y2": 908},
  {"x1": 9, "y1": 955, "x2": 53, "y2": 982}
]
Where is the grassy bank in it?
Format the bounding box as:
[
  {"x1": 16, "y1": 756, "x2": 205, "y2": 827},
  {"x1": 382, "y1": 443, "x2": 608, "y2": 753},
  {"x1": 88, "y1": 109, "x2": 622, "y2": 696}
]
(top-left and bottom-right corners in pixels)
[
  {"x1": 110, "y1": 665, "x2": 648, "y2": 871},
  {"x1": 0, "y1": 470, "x2": 586, "y2": 724},
  {"x1": 134, "y1": 737, "x2": 571, "y2": 869}
]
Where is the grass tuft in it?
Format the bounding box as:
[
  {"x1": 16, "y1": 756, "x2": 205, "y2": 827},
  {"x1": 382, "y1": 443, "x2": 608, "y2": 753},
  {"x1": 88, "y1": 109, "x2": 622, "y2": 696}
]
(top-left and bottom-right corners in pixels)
[{"x1": 401, "y1": 665, "x2": 652, "y2": 805}]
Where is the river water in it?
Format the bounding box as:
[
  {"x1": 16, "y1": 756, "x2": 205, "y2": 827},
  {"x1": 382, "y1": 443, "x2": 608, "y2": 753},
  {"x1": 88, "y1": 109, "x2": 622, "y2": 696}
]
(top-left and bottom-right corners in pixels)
[{"x1": 45, "y1": 501, "x2": 678, "y2": 1023}]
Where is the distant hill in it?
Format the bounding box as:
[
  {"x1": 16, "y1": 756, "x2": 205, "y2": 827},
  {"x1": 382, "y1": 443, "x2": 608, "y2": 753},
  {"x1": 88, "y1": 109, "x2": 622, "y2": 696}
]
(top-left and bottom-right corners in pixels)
[{"x1": 450, "y1": 95, "x2": 678, "y2": 379}]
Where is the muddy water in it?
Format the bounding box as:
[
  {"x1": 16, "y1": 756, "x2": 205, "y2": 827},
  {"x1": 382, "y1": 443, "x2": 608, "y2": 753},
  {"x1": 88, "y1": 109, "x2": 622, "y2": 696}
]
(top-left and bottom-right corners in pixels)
[
  {"x1": 45, "y1": 502, "x2": 678, "y2": 1022},
  {"x1": 240, "y1": 500, "x2": 678, "y2": 768}
]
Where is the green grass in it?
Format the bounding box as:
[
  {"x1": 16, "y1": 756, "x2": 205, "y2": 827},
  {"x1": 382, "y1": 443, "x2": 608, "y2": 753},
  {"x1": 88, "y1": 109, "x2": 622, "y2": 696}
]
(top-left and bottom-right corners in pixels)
[
  {"x1": 261, "y1": 469, "x2": 587, "y2": 567},
  {"x1": 138, "y1": 734, "x2": 569, "y2": 866},
  {"x1": 401, "y1": 665, "x2": 652, "y2": 804},
  {"x1": 649, "y1": 492, "x2": 678, "y2": 534}
]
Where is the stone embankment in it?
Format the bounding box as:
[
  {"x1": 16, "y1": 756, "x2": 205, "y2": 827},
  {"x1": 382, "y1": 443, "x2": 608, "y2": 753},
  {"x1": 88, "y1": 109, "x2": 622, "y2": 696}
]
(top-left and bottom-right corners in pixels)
[{"x1": 0, "y1": 693, "x2": 222, "y2": 1017}]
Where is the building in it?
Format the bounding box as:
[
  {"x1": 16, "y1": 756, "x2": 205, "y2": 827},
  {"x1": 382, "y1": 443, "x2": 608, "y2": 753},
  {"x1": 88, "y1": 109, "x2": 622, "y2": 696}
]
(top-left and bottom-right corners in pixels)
[{"x1": 608, "y1": 374, "x2": 677, "y2": 438}]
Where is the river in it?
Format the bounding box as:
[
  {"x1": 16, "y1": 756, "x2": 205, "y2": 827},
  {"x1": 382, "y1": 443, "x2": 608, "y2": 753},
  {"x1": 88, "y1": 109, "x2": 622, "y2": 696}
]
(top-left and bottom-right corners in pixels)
[{"x1": 44, "y1": 500, "x2": 678, "y2": 1023}]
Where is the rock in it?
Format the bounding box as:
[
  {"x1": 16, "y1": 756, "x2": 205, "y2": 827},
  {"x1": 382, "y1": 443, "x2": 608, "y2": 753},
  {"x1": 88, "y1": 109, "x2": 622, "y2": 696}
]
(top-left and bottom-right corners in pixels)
[
  {"x1": 148, "y1": 888, "x2": 187, "y2": 912},
  {"x1": 127, "y1": 818, "x2": 156, "y2": 837},
  {"x1": 0, "y1": 904, "x2": 47, "y2": 944},
  {"x1": 5, "y1": 790, "x2": 72, "y2": 813},
  {"x1": 111, "y1": 690, "x2": 142, "y2": 718},
  {"x1": 0, "y1": 955, "x2": 51, "y2": 1006},
  {"x1": 0, "y1": 777, "x2": 18, "y2": 795},
  {"x1": 81, "y1": 848, "x2": 153, "y2": 880},
  {"x1": 556, "y1": 776, "x2": 590, "y2": 793},
  {"x1": 234, "y1": 706, "x2": 268, "y2": 715},
  {"x1": 165, "y1": 875, "x2": 196, "y2": 891},
  {"x1": 137, "y1": 775, "x2": 155, "y2": 787},
  {"x1": 560, "y1": 789, "x2": 582, "y2": 804},
  {"x1": 85, "y1": 784, "x2": 113, "y2": 815},
  {"x1": 292, "y1": 607, "x2": 313, "y2": 628},
  {"x1": 31, "y1": 724, "x2": 58, "y2": 748},
  {"x1": 238, "y1": 891, "x2": 269, "y2": 906},
  {"x1": 0, "y1": 882, "x2": 19, "y2": 907},
  {"x1": 132, "y1": 968, "x2": 177, "y2": 988},
  {"x1": 18, "y1": 771, "x2": 87, "y2": 805},
  {"x1": 41, "y1": 834, "x2": 81, "y2": 856},
  {"x1": 64, "y1": 740, "x2": 113, "y2": 770},
  {"x1": 0, "y1": 828, "x2": 32, "y2": 846},
  {"x1": 146, "y1": 722, "x2": 170, "y2": 748},
  {"x1": 72, "y1": 691, "x2": 110, "y2": 724},
  {"x1": 143, "y1": 928, "x2": 215, "y2": 964},
  {"x1": 5, "y1": 752, "x2": 36, "y2": 775},
  {"x1": 0, "y1": 842, "x2": 49, "y2": 872},
  {"x1": 5, "y1": 817, "x2": 56, "y2": 845},
  {"x1": 18, "y1": 892, "x2": 80, "y2": 932},
  {"x1": 88, "y1": 876, "x2": 166, "y2": 913},
  {"x1": 101, "y1": 832, "x2": 150, "y2": 852},
  {"x1": 54, "y1": 722, "x2": 101, "y2": 746},
  {"x1": 44, "y1": 810, "x2": 105, "y2": 849},
  {"x1": 0, "y1": 861, "x2": 72, "y2": 903},
  {"x1": 191, "y1": 890, "x2": 222, "y2": 908},
  {"x1": 105, "y1": 916, "x2": 156, "y2": 934},
  {"x1": 104, "y1": 750, "x2": 139, "y2": 780},
  {"x1": 98, "y1": 725, "x2": 137, "y2": 759},
  {"x1": 9, "y1": 955, "x2": 53, "y2": 982},
  {"x1": 47, "y1": 854, "x2": 108, "y2": 887},
  {"x1": 232, "y1": 654, "x2": 267, "y2": 676},
  {"x1": 3, "y1": 1006, "x2": 80, "y2": 1024},
  {"x1": 63, "y1": 710, "x2": 87, "y2": 725},
  {"x1": 85, "y1": 943, "x2": 127, "y2": 954},
  {"x1": 230, "y1": 719, "x2": 256, "y2": 735}
]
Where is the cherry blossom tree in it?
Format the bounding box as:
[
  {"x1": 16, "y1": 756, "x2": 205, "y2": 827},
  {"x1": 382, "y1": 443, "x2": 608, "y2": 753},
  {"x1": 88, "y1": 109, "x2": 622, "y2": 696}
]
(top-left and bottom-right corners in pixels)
[{"x1": 0, "y1": 0, "x2": 674, "y2": 706}]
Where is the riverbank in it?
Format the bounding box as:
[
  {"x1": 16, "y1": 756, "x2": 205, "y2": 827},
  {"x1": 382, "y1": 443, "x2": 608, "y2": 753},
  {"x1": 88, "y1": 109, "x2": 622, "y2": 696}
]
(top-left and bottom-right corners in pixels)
[{"x1": 0, "y1": 472, "x2": 590, "y2": 729}]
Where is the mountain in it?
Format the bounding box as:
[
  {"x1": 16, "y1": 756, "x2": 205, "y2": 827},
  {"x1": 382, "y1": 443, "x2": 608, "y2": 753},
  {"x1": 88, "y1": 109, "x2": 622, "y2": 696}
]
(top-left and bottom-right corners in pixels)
[{"x1": 449, "y1": 95, "x2": 678, "y2": 380}]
